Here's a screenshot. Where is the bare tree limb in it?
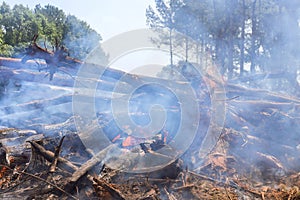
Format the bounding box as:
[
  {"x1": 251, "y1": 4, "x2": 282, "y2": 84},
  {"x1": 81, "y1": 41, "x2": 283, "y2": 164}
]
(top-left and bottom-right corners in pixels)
[{"x1": 49, "y1": 136, "x2": 66, "y2": 172}]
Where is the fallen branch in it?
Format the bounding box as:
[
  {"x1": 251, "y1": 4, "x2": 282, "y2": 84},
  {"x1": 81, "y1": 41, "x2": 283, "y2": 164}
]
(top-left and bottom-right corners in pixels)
[
  {"x1": 27, "y1": 141, "x2": 78, "y2": 172},
  {"x1": 139, "y1": 188, "x2": 158, "y2": 200},
  {"x1": 0, "y1": 57, "x2": 39, "y2": 69},
  {"x1": 163, "y1": 186, "x2": 177, "y2": 200},
  {"x1": 229, "y1": 100, "x2": 300, "y2": 111},
  {"x1": 68, "y1": 144, "x2": 115, "y2": 183},
  {"x1": 226, "y1": 83, "x2": 300, "y2": 104},
  {"x1": 49, "y1": 136, "x2": 65, "y2": 172},
  {"x1": 27, "y1": 140, "x2": 119, "y2": 195}
]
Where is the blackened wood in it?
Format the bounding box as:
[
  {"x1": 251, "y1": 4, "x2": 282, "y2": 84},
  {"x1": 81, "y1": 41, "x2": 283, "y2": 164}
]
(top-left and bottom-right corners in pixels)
[
  {"x1": 27, "y1": 141, "x2": 78, "y2": 172},
  {"x1": 49, "y1": 136, "x2": 65, "y2": 172}
]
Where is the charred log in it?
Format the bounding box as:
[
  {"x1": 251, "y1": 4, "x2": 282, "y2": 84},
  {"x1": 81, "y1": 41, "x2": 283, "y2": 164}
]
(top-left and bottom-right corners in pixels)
[{"x1": 21, "y1": 34, "x2": 82, "y2": 80}]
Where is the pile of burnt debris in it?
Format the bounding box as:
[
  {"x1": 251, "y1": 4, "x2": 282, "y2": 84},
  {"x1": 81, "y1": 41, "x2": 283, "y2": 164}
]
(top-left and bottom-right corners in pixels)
[
  {"x1": 1, "y1": 98, "x2": 300, "y2": 200},
  {"x1": 1, "y1": 54, "x2": 300, "y2": 199}
]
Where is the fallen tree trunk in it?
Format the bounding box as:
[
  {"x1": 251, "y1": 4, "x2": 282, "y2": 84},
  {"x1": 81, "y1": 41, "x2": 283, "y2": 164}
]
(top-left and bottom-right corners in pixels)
[
  {"x1": 0, "y1": 57, "x2": 40, "y2": 69},
  {"x1": 226, "y1": 83, "x2": 300, "y2": 103}
]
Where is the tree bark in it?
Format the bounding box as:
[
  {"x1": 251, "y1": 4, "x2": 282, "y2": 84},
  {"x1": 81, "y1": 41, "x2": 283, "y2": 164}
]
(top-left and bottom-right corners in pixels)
[
  {"x1": 240, "y1": 0, "x2": 246, "y2": 77},
  {"x1": 250, "y1": 0, "x2": 257, "y2": 73}
]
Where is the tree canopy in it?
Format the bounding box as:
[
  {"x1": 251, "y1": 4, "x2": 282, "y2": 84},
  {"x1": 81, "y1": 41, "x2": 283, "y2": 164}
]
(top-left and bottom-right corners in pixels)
[
  {"x1": 147, "y1": 0, "x2": 300, "y2": 79},
  {"x1": 0, "y1": 2, "x2": 105, "y2": 61}
]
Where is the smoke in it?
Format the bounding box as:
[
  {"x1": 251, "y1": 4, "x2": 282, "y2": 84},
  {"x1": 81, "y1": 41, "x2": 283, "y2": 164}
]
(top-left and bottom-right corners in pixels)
[
  {"x1": 62, "y1": 14, "x2": 108, "y2": 63},
  {"x1": 143, "y1": 0, "x2": 300, "y2": 182},
  {"x1": 170, "y1": 0, "x2": 300, "y2": 94},
  {"x1": 0, "y1": 1, "x2": 299, "y2": 185},
  {"x1": 0, "y1": 68, "x2": 74, "y2": 130}
]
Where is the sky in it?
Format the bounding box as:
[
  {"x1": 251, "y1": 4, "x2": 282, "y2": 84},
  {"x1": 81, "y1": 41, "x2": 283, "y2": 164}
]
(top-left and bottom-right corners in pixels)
[
  {"x1": 3, "y1": 0, "x2": 173, "y2": 76},
  {"x1": 4, "y1": 0, "x2": 155, "y2": 40}
]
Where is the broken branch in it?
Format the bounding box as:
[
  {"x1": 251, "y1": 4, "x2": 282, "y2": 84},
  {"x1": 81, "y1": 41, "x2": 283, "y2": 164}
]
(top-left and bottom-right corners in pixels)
[
  {"x1": 49, "y1": 136, "x2": 66, "y2": 172},
  {"x1": 68, "y1": 144, "x2": 115, "y2": 183},
  {"x1": 27, "y1": 140, "x2": 78, "y2": 172}
]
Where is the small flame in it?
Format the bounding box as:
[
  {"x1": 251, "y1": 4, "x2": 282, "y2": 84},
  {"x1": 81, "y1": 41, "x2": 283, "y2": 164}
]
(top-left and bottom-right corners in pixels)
[
  {"x1": 122, "y1": 136, "x2": 145, "y2": 147},
  {"x1": 112, "y1": 134, "x2": 121, "y2": 143}
]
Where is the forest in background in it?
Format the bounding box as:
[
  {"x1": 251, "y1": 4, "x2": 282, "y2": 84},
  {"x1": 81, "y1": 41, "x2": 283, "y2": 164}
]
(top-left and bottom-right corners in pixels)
[
  {"x1": 0, "y1": 0, "x2": 299, "y2": 96},
  {"x1": 147, "y1": 0, "x2": 300, "y2": 95},
  {"x1": 0, "y1": 2, "x2": 104, "y2": 60}
]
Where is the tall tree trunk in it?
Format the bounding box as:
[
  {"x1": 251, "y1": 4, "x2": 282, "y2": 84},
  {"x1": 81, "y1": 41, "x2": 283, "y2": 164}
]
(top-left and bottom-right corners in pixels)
[
  {"x1": 227, "y1": 1, "x2": 235, "y2": 79},
  {"x1": 196, "y1": 43, "x2": 200, "y2": 65},
  {"x1": 199, "y1": 13, "x2": 205, "y2": 66},
  {"x1": 228, "y1": 38, "x2": 234, "y2": 79},
  {"x1": 169, "y1": 0, "x2": 174, "y2": 70},
  {"x1": 169, "y1": 28, "x2": 174, "y2": 68},
  {"x1": 250, "y1": 0, "x2": 257, "y2": 74},
  {"x1": 217, "y1": 40, "x2": 226, "y2": 75},
  {"x1": 240, "y1": 0, "x2": 246, "y2": 77},
  {"x1": 185, "y1": 36, "x2": 188, "y2": 62},
  {"x1": 200, "y1": 36, "x2": 204, "y2": 66},
  {"x1": 213, "y1": 0, "x2": 226, "y2": 75}
]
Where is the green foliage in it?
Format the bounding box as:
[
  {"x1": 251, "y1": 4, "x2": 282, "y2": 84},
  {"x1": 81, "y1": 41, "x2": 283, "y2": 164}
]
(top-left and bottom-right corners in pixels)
[
  {"x1": 0, "y1": 2, "x2": 106, "y2": 61},
  {"x1": 63, "y1": 15, "x2": 103, "y2": 60},
  {"x1": 0, "y1": 44, "x2": 14, "y2": 57}
]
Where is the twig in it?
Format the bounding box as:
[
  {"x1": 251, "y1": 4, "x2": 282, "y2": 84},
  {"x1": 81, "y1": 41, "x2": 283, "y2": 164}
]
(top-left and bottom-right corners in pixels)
[
  {"x1": 0, "y1": 164, "x2": 78, "y2": 200},
  {"x1": 173, "y1": 184, "x2": 195, "y2": 191},
  {"x1": 139, "y1": 188, "x2": 157, "y2": 200},
  {"x1": 261, "y1": 191, "x2": 266, "y2": 200},
  {"x1": 188, "y1": 171, "x2": 261, "y2": 197},
  {"x1": 128, "y1": 176, "x2": 179, "y2": 183},
  {"x1": 188, "y1": 170, "x2": 219, "y2": 183},
  {"x1": 163, "y1": 186, "x2": 177, "y2": 200},
  {"x1": 49, "y1": 136, "x2": 65, "y2": 172},
  {"x1": 216, "y1": 96, "x2": 240, "y2": 101},
  {"x1": 0, "y1": 175, "x2": 30, "y2": 194},
  {"x1": 183, "y1": 166, "x2": 188, "y2": 186},
  {"x1": 93, "y1": 176, "x2": 125, "y2": 200},
  {"x1": 224, "y1": 186, "x2": 233, "y2": 200}
]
